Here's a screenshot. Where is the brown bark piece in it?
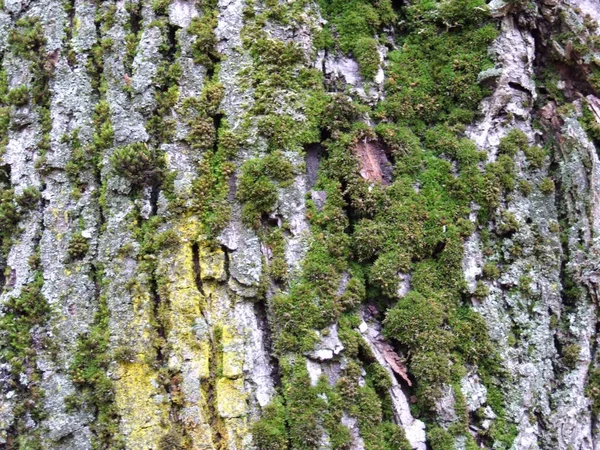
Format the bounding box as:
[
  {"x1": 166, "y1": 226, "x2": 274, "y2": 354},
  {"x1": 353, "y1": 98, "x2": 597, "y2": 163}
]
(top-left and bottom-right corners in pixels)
[
  {"x1": 355, "y1": 138, "x2": 393, "y2": 185},
  {"x1": 373, "y1": 335, "x2": 412, "y2": 386}
]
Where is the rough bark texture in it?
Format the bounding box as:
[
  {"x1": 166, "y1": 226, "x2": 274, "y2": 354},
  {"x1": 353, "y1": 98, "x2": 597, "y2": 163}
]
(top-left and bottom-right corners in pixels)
[{"x1": 1, "y1": 0, "x2": 600, "y2": 449}]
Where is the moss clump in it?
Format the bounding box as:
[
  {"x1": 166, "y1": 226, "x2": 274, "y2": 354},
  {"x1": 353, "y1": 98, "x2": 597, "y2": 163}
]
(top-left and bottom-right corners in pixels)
[
  {"x1": 255, "y1": 359, "x2": 357, "y2": 450},
  {"x1": 271, "y1": 179, "x2": 352, "y2": 353},
  {"x1": 251, "y1": 397, "x2": 287, "y2": 450},
  {"x1": 281, "y1": 361, "x2": 326, "y2": 449},
  {"x1": 9, "y1": 17, "x2": 46, "y2": 58},
  {"x1": 317, "y1": 0, "x2": 395, "y2": 80},
  {"x1": 66, "y1": 102, "x2": 114, "y2": 191},
  {"x1": 539, "y1": 177, "x2": 555, "y2": 194},
  {"x1": 113, "y1": 345, "x2": 137, "y2": 363},
  {"x1": 158, "y1": 429, "x2": 185, "y2": 450},
  {"x1": 0, "y1": 272, "x2": 50, "y2": 372},
  {"x1": 147, "y1": 30, "x2": 182, "y2": 143},
  {"x1": 482, "y1": 262, "x2": 500, "y2": 279},
  {"x1": 586, "y1": 366, "x2": 600, "y2": 415},
  {"x1": 322, "y1": 94, "x2": 359, "y2": 137},
  {"x1": 244, "y1": 0, "x2": 507, "y2": 445},
  {"x1": 190, "y1": 146, "x2": 234, "y2": 236},
  {"x1": 111, "y1": 142, "x2": 165, "y2": 189},
  {"x1": 298, "y1": 0, "x2": 502, "y2": 427},
  {"x1": 188, "y1": 12, "x2": 220, "y2": 70},
  {"x1": 523, "y1": 145, "x2": 546, "y2": 169},
  {"x1": 473, "y1": 280, "x2": 490, "y2": 299},
  {"x1": 8, "y1": 17, "x2": 49, "y2": 106},
  {"x1": 265, "y1": 227, "x2": 288, "y2": 281},
  {"x1": 70, "y1": 294, "x2": 123, "y2": 448},
  {"x1": 237, "y1": 152, "x2": 295, "y2": 227},
  {"x1": 7, "y1": 85, "x2": 29, "y2": 106},
  {"x1": 519, "y1": 180, "x2": 533, "y2": 196},
  {"x1": 240, "y1": 17, "x2": 328, "y2": 150},
  {"x1": 16, "y1": 186, "x2": 41, "y2": 209},
  {"x1": 354, "y1": 37, "x2": 380, "y2": 80},
  {"x1": 376, "y1": 11, "x2": 497, "y2": 132},
  {"x1": 562, "y1": 344, "x2": 580, "y2": 369},
  {"x1": 0, "y1": 270, "x2": 50, "y2": 447},
  {"x1": 428, "y1": 425, "x2": 454, "y2": 450},
  {"x1": 68, "y1": 233, "x2": 89, "y2": 260},
  {"x1": 181, "y1": 82, "x2": 233, "y2": 237},
  {"x1": 498, "y1": 129, "x2": 528, "y2": 156},
  {"x1": 0, "y1": 76, "x2": 8, "y2": 151},
  {"x1": 581, "y1": 103, "x2": 600, "y2": 145},
  {"x1": 484, "y1": 155, "x2": 517, "y2": 197},
  {"x1": 0, "y1": 187, "x2": 40, "y2": 256},
  {"x1": 152, "y1": 0, "x2": 171, "y2": 15},
  {"x1": 384, "y1": 291, "x2": 446, "y2": 350},
  {"x1": 9, "y1": 16, "x2": 53, "y2": 174},
  {"x1": 497, "y1": 211, "x2": 519, "y2": 236}
]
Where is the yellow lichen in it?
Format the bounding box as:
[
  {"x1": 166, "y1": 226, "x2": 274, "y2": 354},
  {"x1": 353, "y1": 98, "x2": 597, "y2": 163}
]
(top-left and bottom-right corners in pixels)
[
  {"x1": 114, "y1": 362, "x2": 169, "y2": 449},
  {"x1": 199, "y1": 246, "x2": 226, "y2": 281},
  {"x1": 221, "y1": 325, "x2": 244, "y2": 379},
  {"x1": 217, "y1": 378, "x2": 247, "y2": 418}
]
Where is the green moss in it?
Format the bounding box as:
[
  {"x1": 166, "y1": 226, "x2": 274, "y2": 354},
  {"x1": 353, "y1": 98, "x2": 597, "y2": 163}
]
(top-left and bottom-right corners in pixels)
[
  {"x1": 482, "y1": 262, "x2": 500, "y2": 279},
  {"x1": 497, "y1": 211, "x2": 519, "y2": 236},
  {"x1": 354, "y1": 37, "x2": 380, "y2": 80},
  {"x1": 113, "y1": 345, "x2": 137, "y2": 363},
  {"x1": 8, "y1": 16, "x2": 53, "y2": 175},
  {"x1": 0, "y1": 187, "x2": 38, "y2": 256},
  {"x1": 383, "y1": 291, "x2": 446, "y2": 350},
  {"x1": 70, "y1": 293, "x2": 123, "y2": 448},
  {"x1": 562, "y1": 344, "x2": 580, "y2": 369},
  {"x1": 158, "y1": 429, "x2": 184, "y2": 450},
  {"x1": 581, "y1": 103, "x2": 600, "y2": 145},
  {"x1": 9, "y1": 17, "x2": 46, "y2": 57},
  {"x1": 339, "y1": 269, "x2": 366, "y2": 311},
  {"x1": 235, "y1": 0, "x2": 510, "y2": 444},
  {"x1": 485, "y1": 155, "x2": 517, "y2": 194},
  {"x1": 498, "y1": 129, "x2": 528, "y2": 157},
  {"x1": 539, "y1": 177, "x2": 555, "y2": 194},
  {"x1": 586, "y1": 366, "x2": 600, "y2": 415},
  {"x1": 279, "y1": 360, "x2": 326, "y2": 449},
  {"x1": 240, "y1": 16, "x2": 328, "y2": 149},
  {"x1": 316, "y1": 0, "x2": 395, "y2": 80},
  {"x1": 0, "y1": 271, "x2": 50, "y2": 445},
  {"x1": 124, "y1": 32, "x2": 139, "y2": 75},
  {"x1": 523, "y1": 145, "x2": 546, "y2": 169},
  {"x1": 251, "y1": 396, "x2": 288, "y2": 450},
  {"x1": 152, "y1": 0, "x2": 171, "y2": 15},
  {"x1": 473, "y1": 280, "x2": 490, "y2": 299},
  {"x1": 111, "y1": 143, "x2": 166, "y2": 188},
  {"x1": 188, "y1": 12, "x2": 220, "y2": 70},
  {"x1": 66, "y1": 102, "x2": 113, "y2": 190},
  {"x1": 16, "y1": 186, "x2": 41, "y2": 210},
  {"x1": 355, "y1": 386, "x2": 400, "y2": 450},
  {"x1": 147, "y1": 42, "x2": 182, "y2": 143},
  {"x1": 265, "y1": 228, "x2": 288, "y2": 281},
  {"x1": 386, "y1": 425, "x2": 413, "y2": 450},
  {"x1": 7, "y1": 85, "x2": 29, "y2": 106},
  {"x1": 237, "y1": 152, "x2": 295, "y2": 227},
  {"x1": 68, "y1": 233, "x2": 90, "y2": 260},
  {"x1": 488, "y1": 418, "x2": 518, "y2": 449},
  {"x1": 428, "y1": 425, "x2": 454, "y2": 450},
  {"x1": 376, "y1": 17, "x2": 497, "y2": 131},
  {"x1": 0, "y1": 271, "x2": 49, "y2": 371},
  {"x1": 519, "y1": 180, "x2": 533, "y2": 196},
  {"x1": 96, "y1": 3, "x2": 117, "y2": 33}
]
